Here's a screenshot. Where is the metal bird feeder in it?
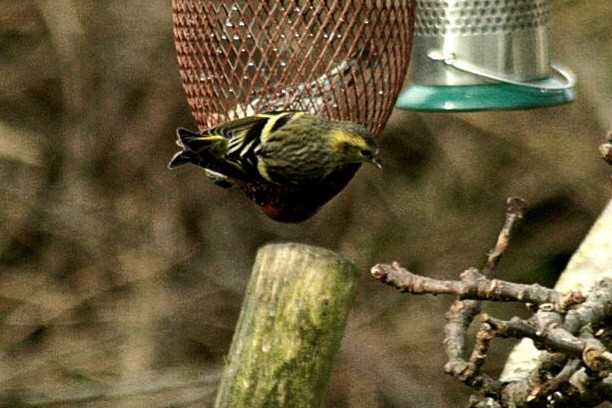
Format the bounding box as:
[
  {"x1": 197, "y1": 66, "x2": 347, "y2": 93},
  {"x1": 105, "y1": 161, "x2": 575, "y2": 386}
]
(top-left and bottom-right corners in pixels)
[
  {"x1": 396, "y1": 0, "x2": 575, "y2": 111},
  {"x1": 172, "y1": 0, "x2": 415, "y2": 222}
]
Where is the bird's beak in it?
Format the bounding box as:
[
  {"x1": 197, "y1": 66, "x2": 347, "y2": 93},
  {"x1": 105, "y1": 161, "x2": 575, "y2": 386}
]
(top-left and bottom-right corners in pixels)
[{"x1": 372, "y1": 157, "x2": 382, "y2": 170}]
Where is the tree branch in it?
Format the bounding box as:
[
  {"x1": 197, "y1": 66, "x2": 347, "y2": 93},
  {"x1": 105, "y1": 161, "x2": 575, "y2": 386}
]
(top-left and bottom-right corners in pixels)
[
  {"x1": 372, "y1": 196, "x2": 612, "y2": 407},
  {"x1": 370, "y1": 264, "x2": 585, "y2": 311}
]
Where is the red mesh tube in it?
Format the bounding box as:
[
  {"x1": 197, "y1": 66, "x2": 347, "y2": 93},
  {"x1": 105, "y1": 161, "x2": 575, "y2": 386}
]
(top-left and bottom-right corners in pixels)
[{"x1": 172, "y1": 0, "x2": 415, "y2": 222}]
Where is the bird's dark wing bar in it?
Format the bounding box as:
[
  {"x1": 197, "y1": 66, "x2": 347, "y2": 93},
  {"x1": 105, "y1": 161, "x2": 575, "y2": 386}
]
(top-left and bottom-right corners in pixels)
[
  {"x1": 266, "y1": 112, "x2": 294, "y2": 134},
  {"x1": 227, "y1": 112, "x2": 300, "y2": 160},
  {"x1": 206, "y1": 114, "x2": 274, "y2": 138},
  {"x1": 259, "y1": 111, "x2": 304, "y2": 143}
]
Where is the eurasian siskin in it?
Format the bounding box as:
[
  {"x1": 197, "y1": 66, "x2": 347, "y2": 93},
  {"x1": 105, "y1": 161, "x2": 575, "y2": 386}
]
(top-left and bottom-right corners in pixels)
[{"x1": 169, "y1": 111, "x2": 380, "y2": 185}]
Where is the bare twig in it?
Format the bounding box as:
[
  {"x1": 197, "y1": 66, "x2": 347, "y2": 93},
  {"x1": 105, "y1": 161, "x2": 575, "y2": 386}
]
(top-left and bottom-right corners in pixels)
[
  {"x1": 372, "y1": 196, "x2": 612, "y2": 407},
  {"x1": 533, "y1": 358, "x2": 581, "y2": 399},
  {"x1": 444, "y1": 299, "x2": 481, "y2": 364},
  {"x1": 370, "y1": 264, "x2": 584, "y2": 311},
  {"x1": 469, "y1": 322, "x2": 495, "y2": 373},
  {"x1": 564, "y1": 278, "x2": 612, "y2": 335},
  {"x1": 483, "y1": 196, "x2": 526, "y2": 278}
]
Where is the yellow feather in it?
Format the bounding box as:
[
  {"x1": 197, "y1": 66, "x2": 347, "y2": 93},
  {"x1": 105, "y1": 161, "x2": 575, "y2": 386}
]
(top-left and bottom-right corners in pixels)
[
  {"x1": 200, "y1": 135, "x2": 226, "y2": 142},
  {"x1": 257, "y1": 159, "x2": 273, "y2": 182},
  {"x1": 260, "y1": 112, "x2": 304, "y2": 143},
  {"x1": 329, "y1": 129, "x2": 367, "y2": 151}
]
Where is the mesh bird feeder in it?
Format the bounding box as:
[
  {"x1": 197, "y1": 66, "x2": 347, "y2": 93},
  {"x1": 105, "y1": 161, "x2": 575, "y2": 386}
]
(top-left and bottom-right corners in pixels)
[{"x1": 173, "y1": 0, "x2": 415, "y2": 222}]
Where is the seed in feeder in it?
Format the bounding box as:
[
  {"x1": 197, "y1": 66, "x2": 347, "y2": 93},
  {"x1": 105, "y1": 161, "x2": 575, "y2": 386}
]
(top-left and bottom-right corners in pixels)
[
  {"x1": 225, "y1": 20, "x2": 233, "y2": 27},
  {"x1": 233, "y1": 35, "x2": 240, "y2": 40},
  {"x1": 280, "y1": 61, "x2": 287, "y2": 67},
  {"x1": 247, "y1": 61, "x2": 255, "y2": 67},
  {"x1": 238, "y1": 21, "x2": 245, "y2": 27},
  {"x1": 364, "y1": 19, "x2": 370, "y2": 24}
]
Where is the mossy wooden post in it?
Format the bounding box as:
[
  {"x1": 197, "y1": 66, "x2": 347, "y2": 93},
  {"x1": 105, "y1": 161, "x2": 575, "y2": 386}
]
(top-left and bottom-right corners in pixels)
[{"x1": 214, "y1": 243, "x2": 358, "y2": 408}]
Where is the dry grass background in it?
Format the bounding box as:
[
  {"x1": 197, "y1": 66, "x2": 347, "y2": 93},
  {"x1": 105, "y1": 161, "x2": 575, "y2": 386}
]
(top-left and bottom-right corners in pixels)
[{"x1": 0, "y1": 1, "x2": 610, "y2": 407}]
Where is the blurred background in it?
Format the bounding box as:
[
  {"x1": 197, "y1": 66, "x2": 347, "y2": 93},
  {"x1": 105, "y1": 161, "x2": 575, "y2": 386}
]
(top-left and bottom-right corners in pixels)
[{"x1": 0, "y1": 0, "x2": 610, "y2": 406}]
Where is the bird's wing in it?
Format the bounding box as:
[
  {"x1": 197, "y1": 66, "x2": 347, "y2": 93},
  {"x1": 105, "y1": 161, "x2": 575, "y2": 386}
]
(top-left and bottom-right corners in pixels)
[
  {"x1": 205, "y1": 114, "x2": 272, "y2": 138},
  {"x1": 223, "y1": 115, "x2": 272, "y2": 157},
  {"x1": 225, "y1": 112, "x2": 303, "y2": 159},
  {"x1": 172, "y1": 112, "x2": 307, "y2": 183}
]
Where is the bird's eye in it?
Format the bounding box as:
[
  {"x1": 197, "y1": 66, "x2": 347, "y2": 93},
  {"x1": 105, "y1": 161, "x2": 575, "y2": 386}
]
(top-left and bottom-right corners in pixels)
[{"x1": 360, "y1": 149, "x2": 372, "y2": 157}]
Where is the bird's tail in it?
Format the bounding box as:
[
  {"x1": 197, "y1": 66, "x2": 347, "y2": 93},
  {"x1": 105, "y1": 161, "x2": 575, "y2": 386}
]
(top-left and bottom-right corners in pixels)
[
  {"x1": 175, "y1": 128, "x2": 225, "y2": 151},
  {"x1": 167, "y1": 150, "x2": 198, "y2": 169},
  {"x1": 168, "y1": 128, "x2": 225, "y2": 169}
]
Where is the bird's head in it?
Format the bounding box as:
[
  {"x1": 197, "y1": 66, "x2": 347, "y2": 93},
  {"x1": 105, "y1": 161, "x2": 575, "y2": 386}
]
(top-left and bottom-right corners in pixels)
[{"x1": 330, "y1": 122, "x2": 382, "y2": 169}]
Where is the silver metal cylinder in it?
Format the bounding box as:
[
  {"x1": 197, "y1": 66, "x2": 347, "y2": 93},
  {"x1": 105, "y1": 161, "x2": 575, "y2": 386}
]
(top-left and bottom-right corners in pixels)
[{"x1": 412, "y1": 0, "x2": 551, "y2": 85}]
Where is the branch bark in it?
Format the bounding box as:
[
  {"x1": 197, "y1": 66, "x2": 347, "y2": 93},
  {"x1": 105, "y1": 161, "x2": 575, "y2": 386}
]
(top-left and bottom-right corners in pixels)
[
  {"x1": 501, "y1": 198, "x2": 612, "y2": 383},
  {"x1": 372, "y1": 196, "x2": 612, "y2": 406}
]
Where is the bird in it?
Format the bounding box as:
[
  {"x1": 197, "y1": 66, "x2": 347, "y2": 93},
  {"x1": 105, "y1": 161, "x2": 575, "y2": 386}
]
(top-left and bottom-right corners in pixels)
[{"x1": 168, "y1": 111, "x2": 381, "y2": 187}]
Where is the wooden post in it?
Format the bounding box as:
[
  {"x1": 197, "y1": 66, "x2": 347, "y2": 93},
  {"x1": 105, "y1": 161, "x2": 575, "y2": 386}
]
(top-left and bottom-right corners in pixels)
[{"x1": 214, "y1": 243, "x2": 358, "y2": 408}]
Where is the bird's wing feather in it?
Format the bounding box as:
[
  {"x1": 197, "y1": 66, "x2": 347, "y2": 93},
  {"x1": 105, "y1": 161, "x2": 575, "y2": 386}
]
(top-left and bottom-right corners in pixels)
[
  {"x1": 171, "y1": 112, "x2": 309, "y2": 183},
  {"x1": 205, "y1": 114, "x2": 274, "y2": 138},
  {"x1": 224, "y1": 115, "x2": 271, "y2": 156},
  {"x1": 176, "y1": 128, "x2": 225, "y2": 152},
  {"x1": 225, "y1": 112, "x2": 303, "y2": 158}
]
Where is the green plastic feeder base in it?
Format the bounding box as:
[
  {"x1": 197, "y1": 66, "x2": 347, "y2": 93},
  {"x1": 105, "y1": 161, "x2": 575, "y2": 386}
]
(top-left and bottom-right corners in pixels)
[{"x1": 395, "y1": 83, "x2": 575, "y2": 112}]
